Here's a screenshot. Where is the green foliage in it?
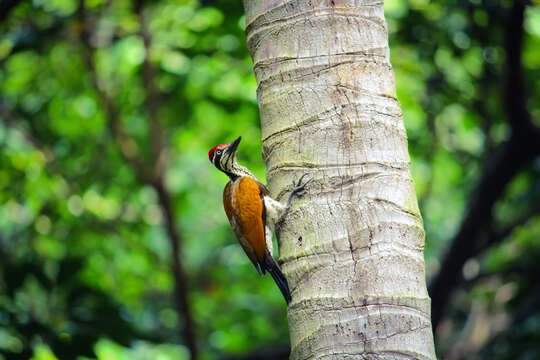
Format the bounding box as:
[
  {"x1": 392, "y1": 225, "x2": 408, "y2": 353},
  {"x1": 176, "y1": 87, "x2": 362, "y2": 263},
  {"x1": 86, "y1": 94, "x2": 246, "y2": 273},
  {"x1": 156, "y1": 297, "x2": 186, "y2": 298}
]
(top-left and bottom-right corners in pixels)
[{"x1": 0, "y1": 0, "x2": 539, "y2": 359}]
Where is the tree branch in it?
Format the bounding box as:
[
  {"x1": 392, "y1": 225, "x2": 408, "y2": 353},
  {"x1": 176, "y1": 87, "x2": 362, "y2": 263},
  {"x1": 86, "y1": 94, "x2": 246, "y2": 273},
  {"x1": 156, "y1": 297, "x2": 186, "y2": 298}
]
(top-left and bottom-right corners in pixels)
[
  {"x1": 429, "y1": 0, "x2": 540, "y2": 330},
  {"x1": 136, "y1": 2, "x2": 198, "y2": 358},
  {"x1": 480, "y1": 205, "x2": 540, "y2": 253},
  {"x1": 138, "y1": 6, "x2": 166, "y2": 178},
  {"x1": 78, "y1": 1, "x2": 197, "y2": 357},
  {"x1": 503, "y1": 0, "x2": 533, "y2": 133}
]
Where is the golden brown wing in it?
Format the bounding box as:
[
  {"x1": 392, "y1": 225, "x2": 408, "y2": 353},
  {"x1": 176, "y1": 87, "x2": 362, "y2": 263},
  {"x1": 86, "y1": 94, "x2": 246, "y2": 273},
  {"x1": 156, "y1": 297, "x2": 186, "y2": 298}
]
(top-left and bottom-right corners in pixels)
[
  {"x1": 234, "y1": 177, "x2": 267, "y2": 261},
  {"x1": 223, "y1": 178, "x2": 266, "y2": 273},
  {"x1": 224, "y1": 178, "x2": 292, "y2": 303}
]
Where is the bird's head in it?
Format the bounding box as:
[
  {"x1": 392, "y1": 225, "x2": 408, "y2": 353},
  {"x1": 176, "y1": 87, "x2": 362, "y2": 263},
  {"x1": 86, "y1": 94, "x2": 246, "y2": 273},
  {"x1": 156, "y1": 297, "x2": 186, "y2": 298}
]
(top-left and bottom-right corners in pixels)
[{"x1": 208, "y1": 136, "x2": 242, "y2": 175}]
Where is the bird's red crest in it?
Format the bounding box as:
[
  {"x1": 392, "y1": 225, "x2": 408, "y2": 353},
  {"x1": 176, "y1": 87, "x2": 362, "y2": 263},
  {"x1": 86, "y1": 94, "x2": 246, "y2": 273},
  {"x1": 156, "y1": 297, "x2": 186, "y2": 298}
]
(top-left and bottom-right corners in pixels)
[{"x1": 208, "y1": 143, "x2": 228, "y2": 161}]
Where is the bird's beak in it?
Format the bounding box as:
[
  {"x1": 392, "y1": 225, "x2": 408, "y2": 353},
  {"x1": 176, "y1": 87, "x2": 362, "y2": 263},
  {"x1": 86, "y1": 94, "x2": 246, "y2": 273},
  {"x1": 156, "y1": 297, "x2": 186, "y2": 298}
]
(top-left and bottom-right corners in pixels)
[{"x1": 226, "y1": 136, "x2": 241, "y2": 156}]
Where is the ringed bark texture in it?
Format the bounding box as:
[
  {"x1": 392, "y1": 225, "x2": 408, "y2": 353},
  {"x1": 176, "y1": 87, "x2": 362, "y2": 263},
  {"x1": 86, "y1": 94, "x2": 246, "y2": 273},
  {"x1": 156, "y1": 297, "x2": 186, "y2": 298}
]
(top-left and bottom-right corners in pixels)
[{"x1": 243, "y1": 1, "x2": 436, "y2": 359}]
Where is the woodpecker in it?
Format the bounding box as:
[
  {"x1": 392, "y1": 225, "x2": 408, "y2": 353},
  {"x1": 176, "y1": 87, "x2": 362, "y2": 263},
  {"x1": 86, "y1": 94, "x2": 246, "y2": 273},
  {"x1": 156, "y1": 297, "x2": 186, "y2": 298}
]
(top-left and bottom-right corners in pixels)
[{"x1": 208, "y1": 136, "x2": 311, "y2": 304}]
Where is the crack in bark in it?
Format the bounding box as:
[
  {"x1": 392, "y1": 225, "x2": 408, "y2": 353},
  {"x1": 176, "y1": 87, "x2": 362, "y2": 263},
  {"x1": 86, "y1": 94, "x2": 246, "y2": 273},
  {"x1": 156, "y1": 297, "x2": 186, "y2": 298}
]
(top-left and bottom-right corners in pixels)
[
  {"x1": 254, "y1": 50, "x2": 389, "y2": 69},
  {"x1": 288, "y1": 297, "x2": 432, "y2": 315},
  {"x1": 293, "y1": 316, "x2": 432, "y2": 360},
  {"x1": 255, "y1": 54, "x2": 391, "y2": 86},
  {"x1": 247, "y1": 8, "x2": 386, "y2": 38},
  {"x1": 267, "y1": 161, "x2": 409, "y2": 179},
  {"x1": 257, "y1": 57, "x2": 392, "y2": 84},
  {"x1": 262, "y1": 103, "x2": 401, "y2": 144}
]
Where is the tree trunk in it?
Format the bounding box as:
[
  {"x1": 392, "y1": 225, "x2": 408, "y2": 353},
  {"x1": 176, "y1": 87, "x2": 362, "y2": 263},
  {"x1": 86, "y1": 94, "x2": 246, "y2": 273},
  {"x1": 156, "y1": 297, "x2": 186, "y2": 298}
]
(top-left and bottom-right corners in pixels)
[{"x1": 242, "y1": 1, "x2": 436, "y2": 359}]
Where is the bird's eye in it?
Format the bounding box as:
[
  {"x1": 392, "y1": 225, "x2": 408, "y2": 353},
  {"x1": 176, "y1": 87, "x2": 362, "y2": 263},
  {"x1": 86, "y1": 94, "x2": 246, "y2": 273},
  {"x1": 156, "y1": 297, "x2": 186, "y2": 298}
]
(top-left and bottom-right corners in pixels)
[{"x1": 216, "y1": 150, "x2": 222, "y2": 155}]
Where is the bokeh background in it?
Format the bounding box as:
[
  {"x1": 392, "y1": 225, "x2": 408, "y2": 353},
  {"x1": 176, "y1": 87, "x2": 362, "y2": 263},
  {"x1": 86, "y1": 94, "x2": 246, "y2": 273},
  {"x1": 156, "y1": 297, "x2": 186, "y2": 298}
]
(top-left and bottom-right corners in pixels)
[{"x1": 0, "y1": 0, "x2": 539, "y2": 359}]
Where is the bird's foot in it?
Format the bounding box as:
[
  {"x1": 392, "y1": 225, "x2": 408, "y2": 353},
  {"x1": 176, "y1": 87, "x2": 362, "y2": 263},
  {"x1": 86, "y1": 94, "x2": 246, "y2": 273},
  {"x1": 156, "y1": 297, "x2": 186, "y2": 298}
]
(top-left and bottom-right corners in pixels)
[
  {"x1": 291, "y1": 173, "x2": 313, "y2": 197},
  {"x1": 286, "y1": 173, "x2": 313, "y2": 208}
]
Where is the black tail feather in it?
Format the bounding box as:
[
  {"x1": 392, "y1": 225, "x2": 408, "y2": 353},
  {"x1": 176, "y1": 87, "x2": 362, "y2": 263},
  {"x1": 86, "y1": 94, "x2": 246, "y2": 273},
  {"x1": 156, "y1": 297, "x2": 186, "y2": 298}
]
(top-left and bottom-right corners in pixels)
[{"x1": 263, "y1": 253, "x2": 292, "y2": 304}]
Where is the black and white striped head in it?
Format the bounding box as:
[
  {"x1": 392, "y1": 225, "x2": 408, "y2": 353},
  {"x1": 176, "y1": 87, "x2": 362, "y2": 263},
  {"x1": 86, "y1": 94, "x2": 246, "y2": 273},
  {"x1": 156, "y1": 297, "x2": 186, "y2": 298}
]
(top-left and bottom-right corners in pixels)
[
  {"x1": 208, "y1": 136, "x2": 255, "y2": 180},
  {"x1": 208, "y1": 136, "x2": 241, "y2": 172}
]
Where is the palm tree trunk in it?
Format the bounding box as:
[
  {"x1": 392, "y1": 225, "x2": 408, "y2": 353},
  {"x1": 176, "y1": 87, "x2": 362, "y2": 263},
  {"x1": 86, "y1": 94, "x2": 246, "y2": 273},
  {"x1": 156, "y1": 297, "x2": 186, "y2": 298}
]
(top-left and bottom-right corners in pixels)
[{"x1": 242, "y1": 1, "x2": 436, "y2": 359}]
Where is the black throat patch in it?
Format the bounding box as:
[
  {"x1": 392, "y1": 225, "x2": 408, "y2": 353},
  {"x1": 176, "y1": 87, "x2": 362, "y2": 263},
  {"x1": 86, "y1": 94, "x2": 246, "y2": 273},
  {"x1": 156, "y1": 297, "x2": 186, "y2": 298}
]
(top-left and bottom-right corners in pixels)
[{"x1": 214, "y1": 153, "x2": 239, "y2": 181}]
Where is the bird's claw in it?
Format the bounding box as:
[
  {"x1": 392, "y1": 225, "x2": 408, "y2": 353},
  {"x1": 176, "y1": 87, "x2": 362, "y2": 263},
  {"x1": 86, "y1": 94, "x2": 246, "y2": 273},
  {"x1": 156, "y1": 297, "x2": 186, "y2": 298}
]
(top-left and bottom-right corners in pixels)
[
  {"x1": 291, "y1": 173, "x2": 313, "y2": 197},
  {"x1": 284, "y1": 173, "x2": 313, "y2": 215}
]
